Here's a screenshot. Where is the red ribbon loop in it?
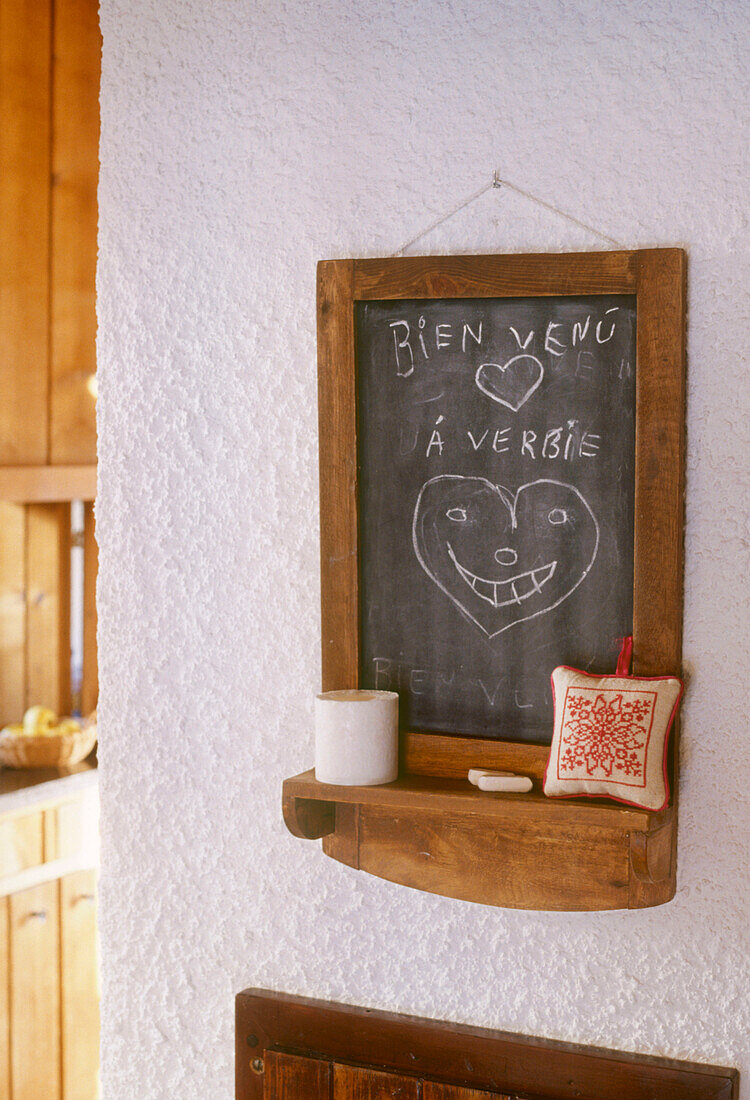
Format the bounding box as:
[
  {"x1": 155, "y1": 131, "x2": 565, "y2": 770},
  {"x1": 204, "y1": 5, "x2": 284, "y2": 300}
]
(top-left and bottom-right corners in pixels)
[{"x1": 616, "y1": 635, "x2": 634, "y2": 677}]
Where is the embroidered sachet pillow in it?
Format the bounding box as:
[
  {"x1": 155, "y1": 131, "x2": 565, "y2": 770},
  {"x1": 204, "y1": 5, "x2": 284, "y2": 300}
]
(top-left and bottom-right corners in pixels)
[{"x1": 543, "y1": 637, "x2": 683, "y2": 811}]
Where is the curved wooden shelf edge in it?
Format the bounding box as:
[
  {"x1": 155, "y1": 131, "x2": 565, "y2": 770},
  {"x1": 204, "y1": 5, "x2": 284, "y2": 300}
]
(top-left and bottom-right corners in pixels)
[
  {"x1": 282, "y1": 771, "x2": 678, "y2": 911},
  {"x1": 282, "y1": 778, "x2": 335, "y2": 840},
  {"x1": 629, "y1": 808, "x2": 675, "y2": 884}
]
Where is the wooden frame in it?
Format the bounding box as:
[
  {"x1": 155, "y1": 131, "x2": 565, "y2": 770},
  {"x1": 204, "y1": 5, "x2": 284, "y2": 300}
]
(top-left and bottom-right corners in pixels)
[
  {"x1": 236, "y1": 989, "x2": 737, "y2": 1100},
  {"x1": 283, "y1": 249, "x2": 686, "y2": 911}
]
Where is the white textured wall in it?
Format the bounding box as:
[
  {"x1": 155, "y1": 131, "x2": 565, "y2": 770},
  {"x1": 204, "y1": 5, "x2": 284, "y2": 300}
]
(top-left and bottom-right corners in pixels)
[{"x1": 97, "y1": 2, "x2": 750, "y2": 1096}]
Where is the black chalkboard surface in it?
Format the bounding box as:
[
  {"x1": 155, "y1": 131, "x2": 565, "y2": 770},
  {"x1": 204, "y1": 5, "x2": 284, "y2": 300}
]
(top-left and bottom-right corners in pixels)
[{"x1": 356, "y1": 295, "x2": 637, "y2": 742}]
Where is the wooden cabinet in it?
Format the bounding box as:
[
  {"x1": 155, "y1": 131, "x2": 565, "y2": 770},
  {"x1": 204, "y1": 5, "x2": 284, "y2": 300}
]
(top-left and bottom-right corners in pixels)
[
  {"x1": 0, "y1": 790, "x2": 99, "y2": 1100},
  {"x1": 0, "y1": 0, "x2": 100, "y2": 728},
  {"x1": 0, "y1": 1, "x2": 101, "y2": 1091},
  {"x1": 238, "y1": 989, "x2": 739, "y2": 1100}
]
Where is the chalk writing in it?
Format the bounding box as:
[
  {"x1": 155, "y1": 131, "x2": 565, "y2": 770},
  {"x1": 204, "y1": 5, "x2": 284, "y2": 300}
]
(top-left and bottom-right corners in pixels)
[{"x1": 356, "y1": 294, "x2": 636, "y2": 740}]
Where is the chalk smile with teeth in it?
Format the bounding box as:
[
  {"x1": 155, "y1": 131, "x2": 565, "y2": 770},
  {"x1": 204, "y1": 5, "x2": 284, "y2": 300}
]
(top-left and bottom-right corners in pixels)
[
  {"x1": 413, "y1": 475, "x2": 600, "y2": 637},
  {"x1": 447, "y1": 546, "x2": 557, "y2": 607}
]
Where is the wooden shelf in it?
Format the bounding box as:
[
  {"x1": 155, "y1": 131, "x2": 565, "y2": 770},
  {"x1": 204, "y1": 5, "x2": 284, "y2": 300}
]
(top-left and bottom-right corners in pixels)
[
  {"x1": 0, "y1": 465, "x2": 96, "y2": 502},
  {"x1": 284, "y1": 769, "x2": 666, "y2": 831},
  {"x1": 283, "y1": 769, "x2": 676, "y2": 912}
]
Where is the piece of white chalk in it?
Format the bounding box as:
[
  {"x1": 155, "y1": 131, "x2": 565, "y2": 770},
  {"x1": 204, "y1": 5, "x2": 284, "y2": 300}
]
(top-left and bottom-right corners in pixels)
[
  {"x1": 476, "y1": 775, "x2": 533, "y2": 793},
  {"x1": 468, "y1": 769, "x2": 518, "y2": 786}
]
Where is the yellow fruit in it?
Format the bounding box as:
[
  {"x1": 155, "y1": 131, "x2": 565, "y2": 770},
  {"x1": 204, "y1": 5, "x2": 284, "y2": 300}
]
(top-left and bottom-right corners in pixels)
[
  {"x1": 23, "y1": 705, "x2": 56, "y2": 733},
  {"x1": 0, "y1": 724, "x2": 23, "y2": 737},
  {"x1": 55, "y1": 718, "x2": 82, "y2": 735}
]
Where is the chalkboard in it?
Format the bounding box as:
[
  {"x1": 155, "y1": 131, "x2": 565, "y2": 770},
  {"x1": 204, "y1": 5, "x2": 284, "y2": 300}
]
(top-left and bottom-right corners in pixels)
[{"x1": 355, "y1": 295, "x2": 637, "y2": 742}]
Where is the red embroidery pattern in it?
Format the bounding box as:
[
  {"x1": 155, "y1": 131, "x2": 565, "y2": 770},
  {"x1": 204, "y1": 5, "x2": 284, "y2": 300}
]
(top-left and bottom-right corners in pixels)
[{"x1": 558, "y1": 687, "x2": 657, "y2": 785}]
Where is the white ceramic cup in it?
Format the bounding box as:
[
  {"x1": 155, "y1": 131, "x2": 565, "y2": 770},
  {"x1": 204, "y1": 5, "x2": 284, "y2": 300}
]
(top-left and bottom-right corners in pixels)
[{"x1": 314, "y1": 689, "x2": 399, "y2": 786}]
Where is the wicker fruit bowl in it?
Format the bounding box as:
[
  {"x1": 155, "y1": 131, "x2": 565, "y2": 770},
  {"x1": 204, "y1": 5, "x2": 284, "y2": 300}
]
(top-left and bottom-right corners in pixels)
[{"x1": 0, "y1": 708, "x2": 97, "y2": 769}]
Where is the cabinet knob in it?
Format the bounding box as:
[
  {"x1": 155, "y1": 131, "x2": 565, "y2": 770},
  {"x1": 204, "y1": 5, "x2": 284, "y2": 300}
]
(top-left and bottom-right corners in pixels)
[
  {"x1": 28, "y1": 910, "x2": 47, "y2": 922},
  {"x1": 75, "y1": 893, "x2": 96, "y2": 905}
]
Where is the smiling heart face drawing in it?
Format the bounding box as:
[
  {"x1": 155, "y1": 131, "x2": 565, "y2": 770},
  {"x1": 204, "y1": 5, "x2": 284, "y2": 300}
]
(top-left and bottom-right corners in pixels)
[{"x1": 412, "y1": 476, "x2": 600, "y2": 637}]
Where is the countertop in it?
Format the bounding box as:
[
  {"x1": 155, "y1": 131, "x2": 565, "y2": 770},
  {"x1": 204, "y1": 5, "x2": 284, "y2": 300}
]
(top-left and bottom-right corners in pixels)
[{"x1": 0, "y1": 757, "x2": 98, "y2": 817}]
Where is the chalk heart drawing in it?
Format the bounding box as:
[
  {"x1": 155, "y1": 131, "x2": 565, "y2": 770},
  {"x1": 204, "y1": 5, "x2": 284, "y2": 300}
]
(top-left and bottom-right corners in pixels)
[
  {"x1": 475, "y1": 354, "x2": 544, "y2": 412},
  {"x1": 412, "y1": 475, "x2": 599, "y2": 637}
]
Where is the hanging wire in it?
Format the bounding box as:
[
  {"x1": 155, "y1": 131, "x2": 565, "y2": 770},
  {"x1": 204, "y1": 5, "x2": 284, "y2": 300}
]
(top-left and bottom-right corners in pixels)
[
  {"x1": 392, "y1": 181, "x2": 494, "y2": 256},
  {"x1": 393, "y1": 169, "x2": 624, "y2": 256}
]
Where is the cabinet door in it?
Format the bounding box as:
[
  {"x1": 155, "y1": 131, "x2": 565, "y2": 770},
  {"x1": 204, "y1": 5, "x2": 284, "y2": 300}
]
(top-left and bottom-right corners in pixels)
[
  {"x1": 240, "y1": 990, "x2": 739, "y2": 1100},
  {"x1": 0, "y1": 811, "x2": 44, "y2": 878},
  {"x1": 264, "y1": 1051, "x2": 330, "y2": 1098},
  {"x1": 263, "y1": 1054, "x2": 426, "y2": 1099},
  {"x1": 61, "y1": 870, "x2": 99, "y2": 1099},
  {"x1": 9, "y1": 881, "x2": 61, "y2": 1100},
  {"x1": 333, "y1": 1063, "x2": 419, "y2": 1098}
]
